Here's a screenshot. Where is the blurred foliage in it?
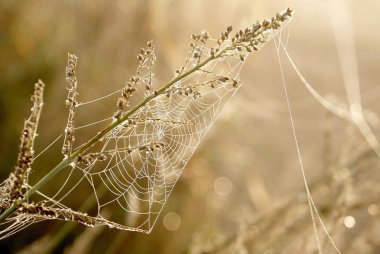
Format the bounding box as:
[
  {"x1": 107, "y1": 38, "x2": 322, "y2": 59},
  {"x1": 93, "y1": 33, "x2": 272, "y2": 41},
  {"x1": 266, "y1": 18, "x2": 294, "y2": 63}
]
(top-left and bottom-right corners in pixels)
[{"x1": 1, "y1": 0, "x2": 380, "y2": 253}]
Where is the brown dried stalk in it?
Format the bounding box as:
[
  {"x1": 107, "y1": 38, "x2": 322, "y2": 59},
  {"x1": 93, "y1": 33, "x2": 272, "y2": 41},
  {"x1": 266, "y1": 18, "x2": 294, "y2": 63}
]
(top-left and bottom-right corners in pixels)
[
  {"x1": 0, "y1": 80, "x2": 44, "y2": 213},
  {"x1": 0, "y1": 8, "x2": 293, "y2": 230},
  {"x1": 62, "y1": 53, "x2": 79, "y2": 157}
]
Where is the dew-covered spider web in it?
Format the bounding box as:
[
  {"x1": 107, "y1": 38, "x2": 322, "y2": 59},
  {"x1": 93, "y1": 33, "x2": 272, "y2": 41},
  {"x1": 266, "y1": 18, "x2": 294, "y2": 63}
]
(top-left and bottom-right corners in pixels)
[
  {"x1": 0, "y1": 12, "x2": 299, "y2": 240},
  {"x1": 3, "y1": 7, "x2": 377, "y2": 252},
  {"x1": 70, "y1": 54, "x2": 244, "y2": 233},
  {"x1": 0, "y1": 37, "x2": 249, "y2": 236}
]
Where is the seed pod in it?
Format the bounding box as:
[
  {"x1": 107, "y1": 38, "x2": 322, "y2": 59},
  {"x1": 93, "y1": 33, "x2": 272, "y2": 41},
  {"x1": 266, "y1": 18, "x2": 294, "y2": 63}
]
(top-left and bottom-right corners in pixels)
[
  {"x1": 113, "y1": 110, "x2": 122, "y2": 119},
  {"x1": 97, "y1": 154, "x2": 107, "y2": 161},
  {"x1": 262, "y1": 19, "x2": 271, "y2": 27},
  {"x1": 201, "y1": 30, "x2": 209, "y2": 40},
  {"x1": 219, "y1": 77, "x2": 229, "y2": 82},
  {"x1": 117, "y1": 98, "x2": 125, "y2": 109}
]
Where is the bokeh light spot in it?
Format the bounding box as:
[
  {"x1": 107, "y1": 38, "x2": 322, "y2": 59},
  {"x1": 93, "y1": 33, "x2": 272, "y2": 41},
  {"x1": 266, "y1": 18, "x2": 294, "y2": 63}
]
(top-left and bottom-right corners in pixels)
[
  {"x1": 368, "y1": 204, "x2": 378, "y2": 216},
  {"x1": 163, "y1": 212, "x2": 182, "y2": 231},
  {"x1": 343, "y1": 216, "x2": 355, "y2": 228},
  {"x1": 214, "y1": 176, "x2": 233, "y2": 196}
]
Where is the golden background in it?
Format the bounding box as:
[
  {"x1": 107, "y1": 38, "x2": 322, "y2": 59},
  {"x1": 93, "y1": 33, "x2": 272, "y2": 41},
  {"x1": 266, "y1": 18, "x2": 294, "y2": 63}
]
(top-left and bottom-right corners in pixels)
[{"x1": 1, "y1": 0, "x2": 380, "y2": 253}]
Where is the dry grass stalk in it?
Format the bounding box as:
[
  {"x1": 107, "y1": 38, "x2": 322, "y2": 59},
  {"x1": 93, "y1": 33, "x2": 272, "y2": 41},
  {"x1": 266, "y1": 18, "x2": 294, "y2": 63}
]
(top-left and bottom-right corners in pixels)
[
  {"x1": 0, "y1": 80, "x2": 44, "y2": 213},
  {"x1": 0, "y1": 8, "x2": 293, "y2": 237},
  {"x1": 62, "y1": 53, "x2": 79, "y2": 157}
]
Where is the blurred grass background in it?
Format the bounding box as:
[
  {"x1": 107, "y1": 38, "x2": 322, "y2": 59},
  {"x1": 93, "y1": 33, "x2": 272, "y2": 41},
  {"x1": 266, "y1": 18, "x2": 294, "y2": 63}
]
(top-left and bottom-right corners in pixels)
[{"x1": 1, "y1": 0, "x2": 380, "y2": 253}]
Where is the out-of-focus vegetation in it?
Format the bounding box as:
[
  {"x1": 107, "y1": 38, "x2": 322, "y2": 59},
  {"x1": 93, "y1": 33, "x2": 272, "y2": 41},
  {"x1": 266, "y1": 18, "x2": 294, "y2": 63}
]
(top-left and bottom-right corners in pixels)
[{"x1": 1, "y1": 0, "x2": 380, "y2": 253}]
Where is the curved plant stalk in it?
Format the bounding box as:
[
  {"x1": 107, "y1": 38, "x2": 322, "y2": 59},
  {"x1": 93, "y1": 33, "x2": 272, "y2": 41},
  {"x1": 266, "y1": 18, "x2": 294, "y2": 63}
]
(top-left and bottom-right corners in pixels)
[
  {"x1": 0, "y1": 45, "x2": 225, "y2": 222},
  {"x1": 0, "y1": 8, "x2": 293, "y2": 229}
]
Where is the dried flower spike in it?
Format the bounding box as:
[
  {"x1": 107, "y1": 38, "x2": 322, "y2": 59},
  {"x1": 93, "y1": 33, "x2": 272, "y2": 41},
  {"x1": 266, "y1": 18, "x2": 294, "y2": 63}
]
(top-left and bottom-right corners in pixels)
[
  {"x1": 62, "y1": 53, "x2": 79, "y2": 157},
  {"x1": 0, "y1": 80, "x2": 45, "y2": 210},
  {"x1": 0, "y1": 8, "x2": 294, "y2": 237}
]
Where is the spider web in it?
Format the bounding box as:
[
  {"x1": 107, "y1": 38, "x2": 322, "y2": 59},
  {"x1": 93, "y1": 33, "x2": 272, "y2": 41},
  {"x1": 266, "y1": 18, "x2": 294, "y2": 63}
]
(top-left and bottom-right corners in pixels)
[
  {"x1": 90, "y1": 58, "x2": 242, "y2": 232},
  {"x1": 0, "y1": 15, "x2": 294, "y2": 238},
  {"x1": 8, "y1": 43, "x2": 245, "y2": 234}
]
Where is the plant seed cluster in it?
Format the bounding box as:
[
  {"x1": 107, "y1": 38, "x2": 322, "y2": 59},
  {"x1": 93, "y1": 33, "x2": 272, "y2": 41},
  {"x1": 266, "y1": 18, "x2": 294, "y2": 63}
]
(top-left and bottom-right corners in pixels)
[
  {"x1": 0, "y1": 81, "x2": 44, "y2": 213},
  {"x1": 62, "y1": 54, "x2": 79, "y2": 156}
]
